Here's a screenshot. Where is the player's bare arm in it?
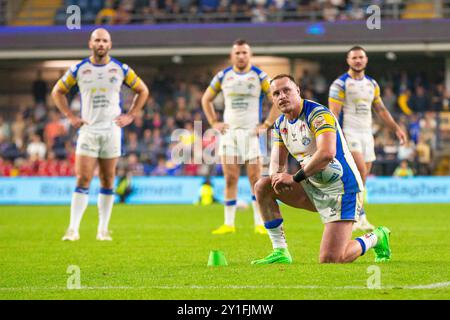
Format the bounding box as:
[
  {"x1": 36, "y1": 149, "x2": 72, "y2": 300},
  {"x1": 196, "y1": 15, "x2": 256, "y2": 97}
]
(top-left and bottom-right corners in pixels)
[
  {"x1": 115, "y1": 81, "x2": 149, "y2": 128},
  {"x1": 51, "y1": 83, "x2": 87, "y2": 129},
  {"x1": 373, "y1": 99, "x2": 407, "y2": 145},
  {"x1": 257, "y1": 99, "x2": 281, "y2": 133},
  {"x1": 271, "y1": 131, "x2": 336, "y2": 193},
  {"x1": 201, "y1": 86, "x2": 229, "y2": 134},
  {"x1": 269, "y1": 141, "x2": 290, "y2": 194},
  {"x1": 328, "y1": 100, "x2": 343, "y2": 119}
]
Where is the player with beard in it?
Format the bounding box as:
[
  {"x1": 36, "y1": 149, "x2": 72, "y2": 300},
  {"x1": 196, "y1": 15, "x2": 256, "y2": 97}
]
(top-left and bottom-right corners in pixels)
[
  {"x1": 328, "y1": 46, "x2": 407, "y2": 232},
  {"x1": 52, "y1": 28, "x2": 149, "y2": 241},
  {"x1": 202, "y1": 39, "x2": 280, "y2": 235}
]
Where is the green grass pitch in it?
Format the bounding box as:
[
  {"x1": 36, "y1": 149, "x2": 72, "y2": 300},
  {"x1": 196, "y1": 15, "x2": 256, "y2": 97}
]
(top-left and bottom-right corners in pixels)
[{"x1": 0, "y1": 203, "x2": 449, "y2": 299}]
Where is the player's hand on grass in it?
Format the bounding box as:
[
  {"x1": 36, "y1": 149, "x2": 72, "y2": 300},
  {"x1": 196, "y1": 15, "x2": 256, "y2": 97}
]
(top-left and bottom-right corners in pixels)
[
  {"x1": 212, "y1": 122, "x2": 229, "y2": 134},
  {"x1": 271, "y1": 173, "x2": 294, "y2": 194},
  {"x1": 114, "y1": 114, "x2": 135, "y2": 128},
  {"x1": 68, "y1": 115, "x2": 88, "y2": 129}
]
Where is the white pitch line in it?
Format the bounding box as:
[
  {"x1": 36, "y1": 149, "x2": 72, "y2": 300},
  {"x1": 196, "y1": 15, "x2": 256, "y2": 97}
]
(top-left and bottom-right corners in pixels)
[{"x1": 0, "y1": 282, "x2": 449, "y2": 292}]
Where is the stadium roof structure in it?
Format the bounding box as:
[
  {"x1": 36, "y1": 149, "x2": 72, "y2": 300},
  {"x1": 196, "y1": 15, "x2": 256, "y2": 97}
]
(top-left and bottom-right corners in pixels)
[{"x1": 1, "y1": 19, "x2": 450, "y2": 59}]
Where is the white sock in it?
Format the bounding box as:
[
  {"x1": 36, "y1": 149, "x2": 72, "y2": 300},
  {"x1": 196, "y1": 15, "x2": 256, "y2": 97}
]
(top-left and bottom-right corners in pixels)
[
  {"x1": 252, "y1": 197, "x2": 263, "y2": 226},
  {"x1": 98, "y1": 189, "x2": 115, "y2": 233},
  {"x1": 224, "y1": 200, "x2": 237, "y2": 226},
  {"x1": 69, "y1": 187, "x2": 89, "y2": 233},
  {"x1": 356, "y1": 232, "x2": 378, "y2": 255},
  {"x1": 266, "y1": 219, "x2": 287, "y2": 249}
]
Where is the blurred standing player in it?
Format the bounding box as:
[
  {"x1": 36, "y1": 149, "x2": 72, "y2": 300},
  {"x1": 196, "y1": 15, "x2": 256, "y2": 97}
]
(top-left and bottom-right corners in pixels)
[
  {"x1": 201, "y1": 39, "x2": 280, "y2": 235},
  {"x1": 52, "y1": 28, "x2": 149, "y2": 241},
  {"x1": 329, "y1": 46, "x2": 407, "y2": 232},
  {"x1": 251, "y1": 75, "x2": 391, "y2": 265}
]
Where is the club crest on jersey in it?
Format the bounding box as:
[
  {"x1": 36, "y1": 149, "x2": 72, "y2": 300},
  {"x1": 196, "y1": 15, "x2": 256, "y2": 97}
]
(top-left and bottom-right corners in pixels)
[
  {"x1": 109, "y1": 68, "x2": 118, "y2": 73},
  {"x1": 82, "y1": 69, "x2": 92, "y2": 75},
  {"x1": 302, "y1": 137, "x2": 311, "y2": 146},
  {"x1": 248, "y1": 77, "x2": 255, "y2": 81},
  {"x1": 281, "y1": 128, "x2": 288, "y2": 135}
]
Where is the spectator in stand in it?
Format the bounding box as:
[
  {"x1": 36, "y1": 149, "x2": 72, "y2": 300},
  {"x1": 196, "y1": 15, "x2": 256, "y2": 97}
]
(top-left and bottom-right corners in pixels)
[
  {"x1": 393, "y1": 160, "x2": 414, "y2": 178},
  {"x1": 0, "y1": 115, "x2": 10, "y2": 140},
  {"x1": 408, "y1": 113, "x2": 421, "y2": 144},
  {"x1": 161, "y1": 116, "x2": 178, "y2": 144},
  {"x1": 408, "y1": 85, "x2": 431, "y2": 113},
  {"x1": 420, "y1": 111, "x2": 437, "y2": 148},
  {"x1": 127, "y1": 153, "x2": 145, "y2": 176},
  {"x1": 125, "y1": 131, "x2": 143, "y2": 157},
  {"x1": 44, "y1": 110, "x2": 66, "y2": 149},
  {"x1": 416, "y1": 136, "x2": 432, "y2": 175},
  {"x1": 114, "y1": 1, "x2": 134, "y2": 24},
  {"x1": 397, "y1": 139, "x2": 415, "y2": 163},
  {"x1": 383, "y1": 136, "x2": 399, "y2": 175},
  {"x1": 26, "y1": 134, "x2": 47, "y2": 160},
  {"x1": 95, "y1": 0, "x2": 117, "y2": 24},
  {"x1": 11, "y1": 113, "x2": 26, "y2": 149},
  {"x1": 151, "y1": 154, "x2": 168, "y2": 176},
  {"x1": 382, "y1": 85, "x2": 398, "y2": 115}
]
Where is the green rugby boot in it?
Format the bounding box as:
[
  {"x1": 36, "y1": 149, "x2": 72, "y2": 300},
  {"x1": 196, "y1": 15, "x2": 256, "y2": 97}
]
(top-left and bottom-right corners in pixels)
[
  {"x1": 251, "y1": 248, "x2": 292, "y2": 265},
  {"x1": 373, "y1": 226, "x2": 391, "y2": 262}
]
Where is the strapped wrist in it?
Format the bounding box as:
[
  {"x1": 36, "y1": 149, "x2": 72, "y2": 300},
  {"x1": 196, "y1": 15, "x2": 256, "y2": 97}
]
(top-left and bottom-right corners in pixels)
[{"x1": 293, "y1": 168, "x2": 306, "y2": 183}]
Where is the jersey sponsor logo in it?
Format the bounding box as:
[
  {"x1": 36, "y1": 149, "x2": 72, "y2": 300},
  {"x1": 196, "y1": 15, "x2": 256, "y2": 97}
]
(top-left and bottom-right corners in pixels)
[{"x1": 80, "y1": 143, "x2": 96, "y2": 152}]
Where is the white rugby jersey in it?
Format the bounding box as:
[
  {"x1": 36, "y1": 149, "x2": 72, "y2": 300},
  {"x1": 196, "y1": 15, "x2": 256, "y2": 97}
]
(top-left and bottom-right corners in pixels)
[
  {"x1": 273, "y1": 99, "x2": 363, "y2": 194},
  {"x1": 329, "y1": 73, "x2": 381, "y2": 134},
  {"x1": 208, "y1": 65, "x2": 271, "y2": 129},
  {"x1": 57, "y1": 56, "x2": 141, "y2": 132}
]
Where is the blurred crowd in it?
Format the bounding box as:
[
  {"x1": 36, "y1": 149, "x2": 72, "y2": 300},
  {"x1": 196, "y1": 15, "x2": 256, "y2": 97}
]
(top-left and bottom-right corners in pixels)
[
  {"x1": 0, "y1": 68, "x2": 449, "y2": 177},
  {"x1": 55, "y1": 0, "x2": 409, "y2": 25}
]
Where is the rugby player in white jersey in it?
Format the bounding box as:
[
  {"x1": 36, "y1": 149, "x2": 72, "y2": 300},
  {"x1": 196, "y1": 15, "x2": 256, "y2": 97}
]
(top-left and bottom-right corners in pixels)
[
  {"x1": 329, "y1": 46, "x2": 407, "y2": 232},
  {"x1": 201, "y1": 39, "x2": 280, "y2": 235},
  {"x1": 52, "y1": 28, "x2": 149, "y2": 241},
  {"x1": 251, "y1": 74, "x2": 391, "y2": 265}
]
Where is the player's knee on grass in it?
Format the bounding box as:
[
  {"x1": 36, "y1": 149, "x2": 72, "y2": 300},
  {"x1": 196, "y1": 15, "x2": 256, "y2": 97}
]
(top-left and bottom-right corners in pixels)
[{"x1": 319, "y1": 252, "x2": 345, "y2": 264}]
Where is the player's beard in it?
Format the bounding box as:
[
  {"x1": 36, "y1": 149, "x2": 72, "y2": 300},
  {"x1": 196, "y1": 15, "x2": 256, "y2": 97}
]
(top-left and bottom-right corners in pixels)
[
  {"x1": 350, "y1": 66, "x2": 366, "y2": 73},
  {"x1": 236, "y1": 60, "x2": 249, "y2": 72},
  {"x1": 94, "y1": 47, "x2": 108, "y2": 59}
]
